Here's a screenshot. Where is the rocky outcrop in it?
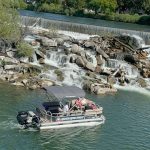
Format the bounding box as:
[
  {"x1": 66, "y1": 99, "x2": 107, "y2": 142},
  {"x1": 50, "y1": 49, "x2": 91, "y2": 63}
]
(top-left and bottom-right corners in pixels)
[
  {"x1": 83, "y1": 80, "x2": 117, "y2": 95},
  {"x1": 0, "y1": 26, "x2": 149, "y2": 94}
]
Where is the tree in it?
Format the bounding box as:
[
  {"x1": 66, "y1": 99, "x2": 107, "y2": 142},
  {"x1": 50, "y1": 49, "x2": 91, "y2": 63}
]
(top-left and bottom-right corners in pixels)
[
  {"x1": 0, "y1": 0, "x2": 21, "y2": 44},
  {"x1": 89, "y1": 0, "x2": 117, "y2": 14},
  {"x1": 142, "y1": 0, "x2": 150, "y2": 14}
]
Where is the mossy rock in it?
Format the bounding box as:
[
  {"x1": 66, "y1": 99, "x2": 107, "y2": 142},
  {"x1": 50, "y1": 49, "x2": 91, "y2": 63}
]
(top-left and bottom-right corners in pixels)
[{"x1": 54, "y1": 69, "x2": 64, "y2": 81}]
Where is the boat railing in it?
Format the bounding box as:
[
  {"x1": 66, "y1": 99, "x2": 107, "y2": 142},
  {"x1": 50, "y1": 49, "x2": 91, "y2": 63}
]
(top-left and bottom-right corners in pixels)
[{"x1": 40, "y1": 107, "x2": 102, "y2": 122}]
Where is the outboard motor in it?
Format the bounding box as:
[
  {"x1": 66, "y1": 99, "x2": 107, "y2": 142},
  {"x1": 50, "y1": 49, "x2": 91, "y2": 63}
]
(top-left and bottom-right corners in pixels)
[{"x1": 17, "y1": 111, "x2": 40, "y2": 129}]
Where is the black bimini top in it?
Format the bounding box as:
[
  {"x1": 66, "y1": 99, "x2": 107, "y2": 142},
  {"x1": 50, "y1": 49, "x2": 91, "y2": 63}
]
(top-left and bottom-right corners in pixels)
[{"x1": 44, "y1": 86, "x2": 85, "y2": 100}]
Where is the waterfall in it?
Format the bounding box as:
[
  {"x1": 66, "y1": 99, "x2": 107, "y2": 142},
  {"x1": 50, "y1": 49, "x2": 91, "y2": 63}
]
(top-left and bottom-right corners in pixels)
[
  {"x1": 20, "y1": 16, "x2": 150, "y2": 43},
  {"x1": 106, "y1": 59, "x2": 139, "y2": 78},
  {"x1": 42, "y1": 49, "x2": 86, "y2": 88}
]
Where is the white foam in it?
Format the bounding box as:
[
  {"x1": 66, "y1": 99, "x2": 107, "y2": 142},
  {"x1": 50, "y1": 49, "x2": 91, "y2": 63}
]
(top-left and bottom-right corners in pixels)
[{"x1": 114, "y1": 84, "x2": 150, "y2": 96}]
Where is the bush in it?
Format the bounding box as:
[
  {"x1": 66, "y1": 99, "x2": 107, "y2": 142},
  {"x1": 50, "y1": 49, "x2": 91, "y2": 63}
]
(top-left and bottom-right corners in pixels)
[
  {"x1": 138, "y1": 15, "x2": 150, "y2": 25},
  {"x1": 37, "y1": 3, "x2": 62, "y2": 13},
  {"x1": 105, "y1": 13, "x2": 140, "y2": 23},
  {"x1": 16, "y1": 42, "x2": 33, "y2": 58}
]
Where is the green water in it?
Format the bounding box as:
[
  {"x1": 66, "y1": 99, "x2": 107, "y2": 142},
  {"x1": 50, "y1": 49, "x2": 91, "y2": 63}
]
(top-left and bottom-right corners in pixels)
[{"x1": 0, "y1": 82, "x2": 150, "y2": 150}]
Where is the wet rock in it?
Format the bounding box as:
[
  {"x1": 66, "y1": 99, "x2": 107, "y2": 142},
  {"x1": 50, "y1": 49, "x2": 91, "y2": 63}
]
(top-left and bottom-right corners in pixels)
[
  {"x1": 40, "y1": 37, "x2": 57, "y2": 47},
  {"x1": 4, "y1": 65, "x2": 20, "y2": 71},
  {"x1": 71, "y1": 44, "x2": 84, "y2": 55},
  {"x1": 35, "y1": 50, "x2": 45, "y2": 59},
  {"x1": 85, "y1": 62, "x2": 95, "y2": 72},
  {"x1": 84, "y1": 41, "x2": 95, "y2": 49},
  {"x1": 124, "y1": 54, "x2": 138, "y2": 64},
  {"x1": 86, "y1": 71, "x2": 96, "y2": 78},
  {"x1": 69, "y1": 54, "x2": 78, "y2": 63},
  {"x1": 39, "y1": 79, "x2": 54, "y2": 88},
  {"x1": 22, "y1": 79, "x2": 28, "y2": 86},
  {"x1": 3, "y1": 57, "x2": 19, "y2": 64},
  {"x1": 19, "y1": 57, "x2": 29, "y2": 63},
  {"x1": 108, "y1": 76, "x2": 116, "y2": 84},
  {"x1": 137, "y1": 51, "x2": 148, "y2": 59},
  {"x1": 53, "y1": 38, "x2": 64, "y2": 45},
  {"x1": 137, "y1": 78, "x2": 147, "y2": 87},
  {"x1": 54, "y1": 69, "x2": 64, "y2": 81},
  {"x1": 39, "y1": 58, "x2": 45, "y2": 64},
  {"x1": 6, "y1": 51, "x2": 15, "y2": 58},
  {"x1": 75, "y1": 56, "x2": 85, "y2": 67},
  {"x1": 95, "y1": 65, "x2": 101, "y2": 73},
  {"x1": 100, "y1": 68, "x2": 112, "y2": 76},
  {"x1": 117, "y1": 34, "x2": 142, "y2": 49},
  {"x1": 96, "y1": 46, "x2": 109, "y2": 59},
  {"x1": 96, "y1": 55, "x2": 104, "y2": 66},
  {"x1": 12, "y1": 82, "x2": 24, "y2": 86},
  {"x1": 140, "y1": 68, "x2": 150, "y2": 78}
]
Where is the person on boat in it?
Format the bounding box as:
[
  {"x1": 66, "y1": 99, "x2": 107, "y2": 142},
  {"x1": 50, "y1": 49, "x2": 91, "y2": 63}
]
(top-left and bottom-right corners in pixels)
[
  {"x1": 75, "y1": 98, "x2": 82, "y2": 109},
  {"x1": 63, "y1": 102, "x2": 69, "y2": 114}
]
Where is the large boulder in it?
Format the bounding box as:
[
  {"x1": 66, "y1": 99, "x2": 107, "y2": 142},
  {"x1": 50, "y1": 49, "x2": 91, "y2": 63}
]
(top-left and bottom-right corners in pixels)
[
  {"x1": 35, "y1": 50, "x2": 46, "y2": 59},
  {"x1": 40, "y1": 37, "x2": 57, "y2": 47},
  {"x1": 85, "y1": 62, "x2": 95, "y2": 72},
  {"x1": 3, "y1": 57, "x2": 19, "y2": 64},
  {"x1": 71, "y1": 44, "x2": 84, "y2": 55},
  {"x1": 96, "y1": 55, "x2": 104, "y2": 66},
  {"x1": 96, "y1": 46, "x2": 109, "y2": 59},
  {"x1": 75, "y1": 56, "x2": 85, "y2": 67},
  {"x1": 84, "y1": 41, "x2": 95, "y2": 50},
  {"x1": 95, "y1": 65, "x2": 102, "y2": 73}
]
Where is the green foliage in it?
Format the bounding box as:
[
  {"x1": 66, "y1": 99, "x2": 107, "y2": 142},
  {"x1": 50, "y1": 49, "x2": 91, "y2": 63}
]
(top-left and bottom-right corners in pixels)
[
  {"x1": 23, "y1": 0, "x2": 150, "y2": 25},
  {"x1": 105, "y1": 13, "x2": 140, "y2": 23},
  {"x1": 142, "y1": 0, "x2": 150, "y2": 14},
  {"x1": 16, "y1": 42, "x2": 34, "y2": 58},
  {"x1": 37, "y1": 2, "x2": 62, "y2": 13},
  {"x1": 13, "y1": 0, "x2": 28, "y2": 9},
  {"x1": 88, "y1": 0, "x2": 117, "y2": 14},
  {"x1": 0, "y1": 0, "x2": 21, "y2": 42}
]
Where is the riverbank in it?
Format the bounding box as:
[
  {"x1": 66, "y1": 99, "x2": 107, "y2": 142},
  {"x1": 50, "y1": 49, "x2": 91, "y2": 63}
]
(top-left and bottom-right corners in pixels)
[{"x1": 22, "y1": 7, "x2": 150, "y2": 26}]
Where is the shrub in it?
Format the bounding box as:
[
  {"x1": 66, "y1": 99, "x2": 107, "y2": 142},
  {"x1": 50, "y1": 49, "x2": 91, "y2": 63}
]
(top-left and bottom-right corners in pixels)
[
  {"x1": 16, "y1": 42, "x2": 34, "y2": 58},
  {"x1": 37, "y1": 3, "x2": 62, "y2": 13},
  {"x1": 138, "y1": 15, "x2": 150, "y2": 25}
]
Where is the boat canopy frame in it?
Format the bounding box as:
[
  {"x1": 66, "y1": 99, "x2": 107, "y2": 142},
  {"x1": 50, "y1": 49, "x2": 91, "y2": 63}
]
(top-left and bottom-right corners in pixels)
[{"x1": 43, "y1": 86, "x2": 86, "y2": 101}]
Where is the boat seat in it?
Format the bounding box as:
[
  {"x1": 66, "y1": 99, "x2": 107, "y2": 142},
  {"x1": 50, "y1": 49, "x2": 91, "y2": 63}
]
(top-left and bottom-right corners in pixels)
[{"x1": 85, "y1": 109, "x2": 102, "y2": 115}]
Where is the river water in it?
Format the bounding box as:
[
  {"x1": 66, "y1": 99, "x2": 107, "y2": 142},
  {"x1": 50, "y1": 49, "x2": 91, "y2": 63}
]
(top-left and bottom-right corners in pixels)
[
  {"x1": 0, "y1": 82, "x2": 150, "y2": 150},
  {"x1": 19, "y1": 10, "x2": 150, "y2": 32}
]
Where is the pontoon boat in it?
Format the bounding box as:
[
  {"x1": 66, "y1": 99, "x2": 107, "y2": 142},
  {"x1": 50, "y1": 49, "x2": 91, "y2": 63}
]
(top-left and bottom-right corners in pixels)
[{"x1": 17, "y1": 86, "x2": 105, "y2": 130}]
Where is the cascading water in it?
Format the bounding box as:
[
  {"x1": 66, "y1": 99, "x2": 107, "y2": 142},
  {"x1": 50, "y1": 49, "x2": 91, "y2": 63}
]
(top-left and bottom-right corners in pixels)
[
  {"x1": 106, "y1": 59, "x2": 139, "y2": 78},
  {"x1": 42, "y1": 49, "x2": 86, "y2": 88},
  {"x1": 20, "y1": 16, "x2": 150, "y2": 43}
]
